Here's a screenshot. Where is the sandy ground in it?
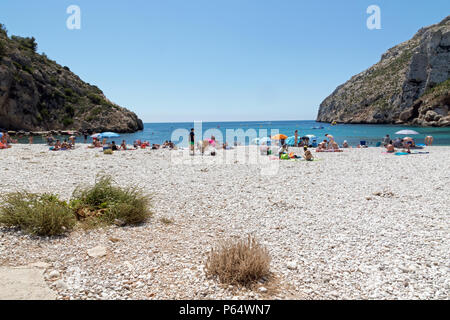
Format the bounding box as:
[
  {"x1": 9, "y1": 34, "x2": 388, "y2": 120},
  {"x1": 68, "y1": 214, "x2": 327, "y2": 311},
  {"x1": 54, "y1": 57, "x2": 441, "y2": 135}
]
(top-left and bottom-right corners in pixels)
[{"x1": 0, "y1": 144, "x2": 449, "y2": 300}]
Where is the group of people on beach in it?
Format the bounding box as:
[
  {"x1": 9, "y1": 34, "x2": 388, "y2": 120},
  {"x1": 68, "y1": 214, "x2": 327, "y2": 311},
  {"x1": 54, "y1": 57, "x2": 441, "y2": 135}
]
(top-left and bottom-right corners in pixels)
[
  {"x1": 0, "y1": 132, "x2": 11, "y2": 149},
  {"x1": 382, "y1": 134, "x2": 433, "y2": 154},
  {"x1": 46, "y1": 134, "x2": 77, "y2": 151}
]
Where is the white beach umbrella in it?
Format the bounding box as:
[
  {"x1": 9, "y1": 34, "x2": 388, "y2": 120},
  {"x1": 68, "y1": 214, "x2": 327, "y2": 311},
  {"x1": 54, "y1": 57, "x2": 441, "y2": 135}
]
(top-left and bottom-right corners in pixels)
[
  {"x1": 251, "y1": 138, "x2": 260, "y2": 145},
  {"x1": 259, "y1": 137, "x2": 272, "y2": 145},
  {"x1": 396, "y1": 130, "x2": 419, "y2": 135}
]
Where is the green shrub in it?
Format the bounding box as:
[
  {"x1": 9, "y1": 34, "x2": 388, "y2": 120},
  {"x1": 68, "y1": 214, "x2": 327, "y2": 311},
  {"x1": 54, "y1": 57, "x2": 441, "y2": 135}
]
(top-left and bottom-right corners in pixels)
[
  {"x1": 0, "y1": 193, "x2": 76, "y2": 236},
  {"x1": 64, "y1": 88, "x2": 74, "y2": 97},
  {"x1": 88, "y1": 93, "x2": 102, "y2": 105},
  {"x1": 65, "y1": 105, "x2": 75, "y2": 117},
  {"x1": 0, "y1": 41, "x2": 6, "y2": 57},
  {"x1": 40, "y1": 108, "x2": 49, "y2": 119},
  {"x1": 22, "y1": 64, "x2": 34, "y2": 74},
  {"x1": 72, "y1": 175, "x2": 151, "y2": 226},
  {"x1": 11, "y1": 35, "x2": 37, "y2": 52},
  {"x1": 63, "y1": 117, "x2": 74, "y2": 127},
  {"x1": 0, "y1": 23, "x2": 8, "y2": 36},
  {"x1": 91, "y1": 106, "x2": 102, "y2": 116}
]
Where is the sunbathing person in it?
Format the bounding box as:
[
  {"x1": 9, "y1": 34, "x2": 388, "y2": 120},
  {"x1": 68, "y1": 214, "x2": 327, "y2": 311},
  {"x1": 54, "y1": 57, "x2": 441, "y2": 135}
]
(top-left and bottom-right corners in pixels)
[
  {"x1": 325, "y1": 134, "x2": 334, "y2": 148},
  {"x1": 278, "y1": 143, "x2": 288, "y2": 159},
  {"x1": 403, "y1": 141, "x2": 412, "y2": 154},
  {"x1": 260, "y1": 144, "x2": 269, "y2": 155},
  {"x1": 120, "y1": 140, "x2": 127, "y2": 150},
  {"x1": 69, "y1": 136, "x2": 76, "y2": 146},
  {"x1": 47, "y1": 135, "x2": 55, "y2": 146},
  {"x1": 386, "y1": 144, "x2": 395, "y2": 153},
  {"x1": 111, "y1": 141, "x2": 119, "y2": 151},
  {"x1": 425, "y1": 136, "x2": 434, "y2": 146},
  {"x1": 54, "y1": 140, "x2": 62, "y2": 150},
  {"x1": 303, "y1": 146, "x2": 313, "y2": 161},
  {"x1": 61, "y1": 139, "x2": 71, "y2": 150},
  {"x1": 342, "y1": 140, "x2": 349, "y2": 148}
]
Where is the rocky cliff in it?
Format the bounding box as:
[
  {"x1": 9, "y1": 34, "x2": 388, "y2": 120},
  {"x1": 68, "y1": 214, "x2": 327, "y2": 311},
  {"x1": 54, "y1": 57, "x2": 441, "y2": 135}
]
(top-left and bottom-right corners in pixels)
[
  {"x1": 317, "y1": 16, "x2": 450, "y2": 127},
  {"x1": 0, "y1": 24, "x2": 143, "y2": 133}
]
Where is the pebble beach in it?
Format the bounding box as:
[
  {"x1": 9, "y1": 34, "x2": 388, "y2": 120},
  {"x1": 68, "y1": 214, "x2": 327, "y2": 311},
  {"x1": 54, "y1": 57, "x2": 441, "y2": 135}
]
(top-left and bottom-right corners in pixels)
[{"x1": 0, "y1": 144, "x2": 449, "y2": 300}]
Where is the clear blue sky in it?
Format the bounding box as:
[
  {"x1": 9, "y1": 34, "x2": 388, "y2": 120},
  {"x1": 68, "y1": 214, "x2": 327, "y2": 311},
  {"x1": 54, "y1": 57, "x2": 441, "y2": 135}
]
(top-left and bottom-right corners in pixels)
[{"x1": 1, "y1": 1, "x2": 449, "y2": 122}]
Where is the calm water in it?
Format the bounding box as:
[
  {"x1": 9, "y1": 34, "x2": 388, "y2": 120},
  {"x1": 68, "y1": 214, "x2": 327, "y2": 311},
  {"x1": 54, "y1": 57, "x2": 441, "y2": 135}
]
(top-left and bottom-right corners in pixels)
[{"x1": 15, "y1": 121, "x2": 450, "y2": 146}]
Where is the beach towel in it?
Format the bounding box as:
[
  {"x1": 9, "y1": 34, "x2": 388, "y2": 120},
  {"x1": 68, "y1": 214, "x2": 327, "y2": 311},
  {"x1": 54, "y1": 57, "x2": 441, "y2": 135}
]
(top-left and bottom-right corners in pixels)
[{"x1": 316, "y1": 149, "x2": 343, "y2": 153}]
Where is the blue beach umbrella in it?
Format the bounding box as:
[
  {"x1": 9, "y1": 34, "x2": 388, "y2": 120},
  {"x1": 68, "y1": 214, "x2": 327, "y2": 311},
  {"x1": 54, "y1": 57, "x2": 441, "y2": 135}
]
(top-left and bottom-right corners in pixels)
[{"x1": 285, "y1": 136, "x2": 297, "y2": 146}]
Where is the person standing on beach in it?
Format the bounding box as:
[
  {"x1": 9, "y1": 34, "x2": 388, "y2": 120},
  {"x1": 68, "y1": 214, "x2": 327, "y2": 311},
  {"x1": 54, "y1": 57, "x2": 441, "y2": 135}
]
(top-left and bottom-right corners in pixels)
[
  {"x1": 383, "y1": 134, "x2": 391, "y2": 146},
  {"x1": 294, "y1": 130, "x2": 299, "y2": 147},
  {"x1": 325, "y1": 134, "x2": 334, "y2": 149},
  {"x1": 189, "y1": 128, "x2": 195, "y2": 156}
]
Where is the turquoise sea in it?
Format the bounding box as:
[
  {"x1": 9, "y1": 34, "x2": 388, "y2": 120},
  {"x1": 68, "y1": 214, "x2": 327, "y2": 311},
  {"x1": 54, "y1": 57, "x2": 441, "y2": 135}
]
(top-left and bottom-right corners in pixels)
[
  {"x1": 117, "y1": 121, "x2": 450, "y2": 147},
  {"x1": 14, "y1": 121, "x2": 450, "y2": 146}
]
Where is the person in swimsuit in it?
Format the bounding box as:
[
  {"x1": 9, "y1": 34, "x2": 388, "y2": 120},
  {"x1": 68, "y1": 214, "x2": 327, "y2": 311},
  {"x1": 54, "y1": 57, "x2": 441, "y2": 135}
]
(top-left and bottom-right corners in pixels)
[
  {"x1": 425, "y1": 136, "x2": 434, "y2": 146},
  {"x1": 386, "y1": 144, "x2": 395, "y2": 153},
  {"x1": 189, "y1": 128, "x2": 195, "y2": 156},
  {"x1": 304, "y1": 146, "x2": 313, "y2": 161},
  {"x1": 342, "y1": 140, "x2": 349, "y2": 148}
]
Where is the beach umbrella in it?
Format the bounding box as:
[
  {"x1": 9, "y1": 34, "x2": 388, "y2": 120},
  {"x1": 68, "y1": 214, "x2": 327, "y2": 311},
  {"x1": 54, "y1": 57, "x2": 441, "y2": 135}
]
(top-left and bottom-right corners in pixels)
[
  {"x1": 0, "y1": 132, "x2": 3, "y2": 138},
  {"x1": 285, "y1": 136, "x2": 297, "y2": 146},
  {"x1": 98, "y1": 132, "x2": 120, "y2": 139},
  {"x1": 396, "y1": 130, "x2": 419, "y2": 135},
  {"x1": 305, "y1": 134, "x2": 316, "y2": 139},
  {"x1": 251, "y1": 138, "x2": 261, "y2": 145},
  {"x1": 259, "y1": 137, "x2": 272, "y2": 145},
  {"x1": 271, "y1": 134, "x2": 288, "y2": 140},
  {"x1": 91, "y1": 133, "x2": 101, "y2": 138}
]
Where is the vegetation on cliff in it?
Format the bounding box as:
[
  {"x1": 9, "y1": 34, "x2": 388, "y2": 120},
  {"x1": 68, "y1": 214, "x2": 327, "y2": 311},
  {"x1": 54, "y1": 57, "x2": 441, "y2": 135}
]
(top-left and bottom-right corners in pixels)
[
  {"x1": 0, "y1": 23, "x2": 143, "y2": 133},
  {"x1": 317, "y1": 16, "x2": 450, "y2": 127}
]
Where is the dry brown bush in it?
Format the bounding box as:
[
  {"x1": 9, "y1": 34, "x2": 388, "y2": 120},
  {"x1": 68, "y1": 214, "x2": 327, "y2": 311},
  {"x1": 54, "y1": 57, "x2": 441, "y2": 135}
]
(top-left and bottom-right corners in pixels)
[{"x1": 205, "y1": 236, "x2": 271, "y2": 287}]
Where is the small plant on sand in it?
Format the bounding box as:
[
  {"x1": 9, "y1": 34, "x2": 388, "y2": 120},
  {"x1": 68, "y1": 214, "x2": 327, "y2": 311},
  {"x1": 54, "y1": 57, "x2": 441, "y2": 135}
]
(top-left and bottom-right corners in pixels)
[
  {"x1": 205, "y1": 236, "x2": 271, "y2": 287},
  {"x1": 72, "y1": 175, "x2": 151, "y2": 226},
  {"x1": 160, "y1": 217, "x2": 174, "y2": 225},
  {"x1": 0, "y1": 192, "x2": 76, "y2": 236}
]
